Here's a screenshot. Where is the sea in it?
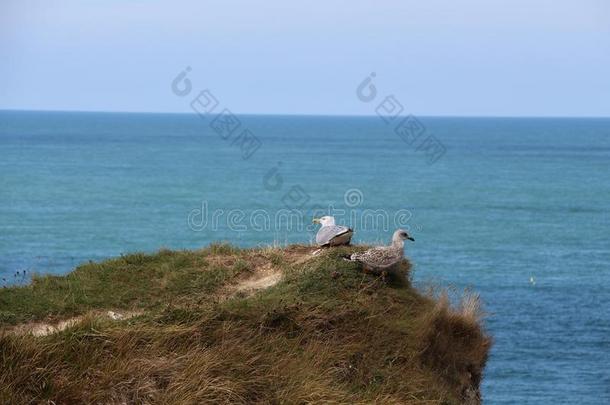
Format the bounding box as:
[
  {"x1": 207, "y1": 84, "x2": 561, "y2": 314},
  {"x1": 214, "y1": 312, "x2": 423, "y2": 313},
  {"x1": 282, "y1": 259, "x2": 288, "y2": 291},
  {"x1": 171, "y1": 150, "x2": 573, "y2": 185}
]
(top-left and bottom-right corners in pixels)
[{"x1": 1, "y1": 110, "x2": 609, "y2": 403}]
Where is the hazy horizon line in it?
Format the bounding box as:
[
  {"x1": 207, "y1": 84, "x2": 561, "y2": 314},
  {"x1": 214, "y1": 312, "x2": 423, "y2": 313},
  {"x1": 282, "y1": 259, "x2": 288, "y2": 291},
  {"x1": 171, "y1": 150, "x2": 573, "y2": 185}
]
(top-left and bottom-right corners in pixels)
[{"x1": 1, "y1": 108, "x2": 609, "y2": 119}]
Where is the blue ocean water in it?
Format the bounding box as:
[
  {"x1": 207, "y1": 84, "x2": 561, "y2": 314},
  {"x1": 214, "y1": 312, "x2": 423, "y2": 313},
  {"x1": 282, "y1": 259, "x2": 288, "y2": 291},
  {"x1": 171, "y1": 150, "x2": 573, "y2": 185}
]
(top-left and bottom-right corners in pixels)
[{"x1": 1, "y1": 110, "x2": 609, "y2": 402}]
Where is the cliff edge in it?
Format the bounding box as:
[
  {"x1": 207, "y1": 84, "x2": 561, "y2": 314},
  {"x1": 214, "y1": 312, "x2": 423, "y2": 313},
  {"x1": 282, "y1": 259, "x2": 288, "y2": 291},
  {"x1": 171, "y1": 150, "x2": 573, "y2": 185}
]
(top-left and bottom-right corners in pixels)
[{"x1": 0, "y1": 244, "x2": 491, "y2": 404}]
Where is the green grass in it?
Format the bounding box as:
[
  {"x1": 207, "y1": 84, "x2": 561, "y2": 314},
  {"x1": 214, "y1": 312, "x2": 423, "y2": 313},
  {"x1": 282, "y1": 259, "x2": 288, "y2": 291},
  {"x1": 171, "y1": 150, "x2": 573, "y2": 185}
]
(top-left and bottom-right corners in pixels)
[
  {"x1": 0, "y1": 244, "x2": 491, "y2": 404},
  {"x1": 0, "y1": 246, "x2": 249, "y2": 326}
]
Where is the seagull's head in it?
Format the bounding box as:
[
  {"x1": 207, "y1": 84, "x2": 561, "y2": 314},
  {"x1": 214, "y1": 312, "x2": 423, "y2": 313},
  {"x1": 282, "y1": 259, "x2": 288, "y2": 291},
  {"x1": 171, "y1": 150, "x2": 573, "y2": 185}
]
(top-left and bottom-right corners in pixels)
[
  {"x1": 393, "y1": 229, "x2": 415, "y2": 243},
  {"x1": 313, "y1": 215, "x2": 335, "y2": 227}
]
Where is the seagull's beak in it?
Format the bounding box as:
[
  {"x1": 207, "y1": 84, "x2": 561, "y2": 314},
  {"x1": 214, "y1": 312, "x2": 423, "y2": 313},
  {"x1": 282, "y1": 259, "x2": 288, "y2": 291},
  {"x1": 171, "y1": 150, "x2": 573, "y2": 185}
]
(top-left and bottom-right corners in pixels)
[
  {"x1": 407, "y1": 237, "x2": 415, "y2": 241},
  {"x1": 312, "y1": 218, "x2": 320, "y2": 224}
]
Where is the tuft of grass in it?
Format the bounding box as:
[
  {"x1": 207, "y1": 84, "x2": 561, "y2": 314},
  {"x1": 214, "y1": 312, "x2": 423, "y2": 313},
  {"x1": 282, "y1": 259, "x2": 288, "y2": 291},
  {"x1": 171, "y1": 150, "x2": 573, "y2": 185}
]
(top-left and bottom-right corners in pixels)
[
  {"x1": 0, "y1": 244, "x2": 491, "y2": 404},
  {"x1": 204, "y1": 242, "x2": 241, "y2": 256},
  {"x1": 415, "y1": 291, "x2": 492, "y2": 404}
]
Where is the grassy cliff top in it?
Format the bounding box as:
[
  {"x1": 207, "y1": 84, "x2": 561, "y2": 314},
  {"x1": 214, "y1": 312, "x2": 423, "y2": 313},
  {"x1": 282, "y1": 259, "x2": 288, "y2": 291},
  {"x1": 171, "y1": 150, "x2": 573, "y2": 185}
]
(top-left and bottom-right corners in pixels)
[{"x1": 0, "y1": 244, "x2": 491, "y2": 404}]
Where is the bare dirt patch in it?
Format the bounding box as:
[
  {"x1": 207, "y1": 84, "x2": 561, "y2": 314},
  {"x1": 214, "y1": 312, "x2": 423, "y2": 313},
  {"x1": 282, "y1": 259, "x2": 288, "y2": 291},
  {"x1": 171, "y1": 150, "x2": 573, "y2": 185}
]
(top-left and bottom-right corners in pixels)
[
  {"x1": 228, "y1": 263, "x2": 282, "y2": 298},
  {"x1": 221, "y1": 245, "x2": 318, "y2": 299},
  {"x1": 236, "y1": 270, "x2": 282, "y2": 293},
  {"x1": 6, "y1": 310, "x2": 143, "y2": 337}
]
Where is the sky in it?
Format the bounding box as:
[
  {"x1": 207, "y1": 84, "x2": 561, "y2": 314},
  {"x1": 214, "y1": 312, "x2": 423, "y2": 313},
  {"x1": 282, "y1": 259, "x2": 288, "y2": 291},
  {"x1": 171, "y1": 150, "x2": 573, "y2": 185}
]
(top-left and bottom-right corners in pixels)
[{"x1": 1, "y1": 0, "x2": 609, "y2": 116}]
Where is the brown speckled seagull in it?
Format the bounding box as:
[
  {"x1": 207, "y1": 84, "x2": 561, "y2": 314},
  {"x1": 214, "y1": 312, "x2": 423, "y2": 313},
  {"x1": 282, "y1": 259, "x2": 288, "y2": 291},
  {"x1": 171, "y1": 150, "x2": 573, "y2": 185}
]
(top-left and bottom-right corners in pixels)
[{"x1": 349, "y1": 229, "x2": 414, "y2": 273}]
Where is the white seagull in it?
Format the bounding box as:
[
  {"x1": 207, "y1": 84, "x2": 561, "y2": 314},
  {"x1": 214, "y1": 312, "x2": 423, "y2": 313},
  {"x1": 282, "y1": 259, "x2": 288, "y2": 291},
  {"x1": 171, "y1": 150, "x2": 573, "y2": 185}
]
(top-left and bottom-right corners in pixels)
[{"x1": 312, "y1": 216, "x2": 354, "y2": 247}]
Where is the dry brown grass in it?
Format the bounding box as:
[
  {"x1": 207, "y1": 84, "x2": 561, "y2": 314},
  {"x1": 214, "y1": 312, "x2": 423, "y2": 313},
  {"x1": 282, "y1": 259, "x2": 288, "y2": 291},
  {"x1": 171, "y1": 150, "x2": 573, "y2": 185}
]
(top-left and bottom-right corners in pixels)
[
  {"x1": 415, "y1": 291, "x2": 492, "y2": 404},
  {"x1": 0, "y1": 244, "x2": 491, "y2": 404}
]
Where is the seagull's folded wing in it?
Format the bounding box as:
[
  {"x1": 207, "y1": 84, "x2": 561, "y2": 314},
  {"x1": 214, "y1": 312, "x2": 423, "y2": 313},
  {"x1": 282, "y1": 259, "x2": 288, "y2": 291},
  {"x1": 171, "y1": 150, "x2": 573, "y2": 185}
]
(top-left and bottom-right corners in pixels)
[
  {"x1": 316, "y1": 225, "x2": 352, "y2": 245},
  {"x1": 359, "y1": 247, "x2": 402, "y2": 268}
]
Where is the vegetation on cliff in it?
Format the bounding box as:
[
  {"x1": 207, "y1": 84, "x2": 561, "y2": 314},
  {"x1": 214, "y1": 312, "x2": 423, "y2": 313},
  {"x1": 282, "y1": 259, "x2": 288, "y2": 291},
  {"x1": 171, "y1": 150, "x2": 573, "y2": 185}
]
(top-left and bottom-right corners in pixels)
[{"x1": 0, "y1": 244, "x2": 491, "y2": 404}]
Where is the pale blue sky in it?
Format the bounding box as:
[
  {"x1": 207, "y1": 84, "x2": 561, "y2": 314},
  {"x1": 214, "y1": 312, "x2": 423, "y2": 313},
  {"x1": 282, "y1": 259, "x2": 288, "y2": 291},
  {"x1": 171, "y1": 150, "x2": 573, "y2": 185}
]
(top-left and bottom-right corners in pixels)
[{"x1": 1, "y1": 0, "x2": 609, "y2": 116}]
